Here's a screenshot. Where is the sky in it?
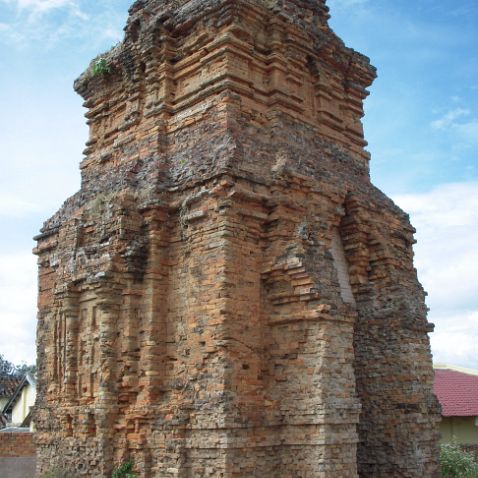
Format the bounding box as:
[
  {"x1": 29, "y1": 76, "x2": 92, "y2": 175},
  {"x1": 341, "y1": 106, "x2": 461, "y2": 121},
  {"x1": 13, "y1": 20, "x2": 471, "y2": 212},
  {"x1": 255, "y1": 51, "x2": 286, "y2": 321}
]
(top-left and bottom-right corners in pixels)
[{"x1": 0, "y1": 0, "x2": 477, "y2": 369}]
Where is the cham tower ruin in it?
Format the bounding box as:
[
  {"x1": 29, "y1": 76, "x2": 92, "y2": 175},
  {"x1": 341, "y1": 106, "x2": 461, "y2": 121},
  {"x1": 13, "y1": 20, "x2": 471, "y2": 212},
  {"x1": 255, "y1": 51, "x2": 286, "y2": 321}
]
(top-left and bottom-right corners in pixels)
[{"x1": 33, "y1": 0, "x2": 440, "y2": 476}]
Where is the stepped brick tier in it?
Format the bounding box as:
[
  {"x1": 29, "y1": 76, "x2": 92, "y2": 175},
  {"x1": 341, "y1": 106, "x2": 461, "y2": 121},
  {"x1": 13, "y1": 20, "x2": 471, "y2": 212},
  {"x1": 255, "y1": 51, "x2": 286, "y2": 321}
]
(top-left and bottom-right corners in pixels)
[{"x1": 33, "y1": 0, "x2": 440, "y2": 476}]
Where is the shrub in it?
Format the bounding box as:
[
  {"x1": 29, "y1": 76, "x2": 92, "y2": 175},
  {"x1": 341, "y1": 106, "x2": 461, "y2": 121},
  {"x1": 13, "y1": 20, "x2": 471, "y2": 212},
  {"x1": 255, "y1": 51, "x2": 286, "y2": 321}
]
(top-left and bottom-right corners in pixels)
[
  {"x1": 111, "y1": 460, "x2": 137, "y2": 478},
  {"x1": 440, "y1": 443, "x2": 478, "y2": 478}
]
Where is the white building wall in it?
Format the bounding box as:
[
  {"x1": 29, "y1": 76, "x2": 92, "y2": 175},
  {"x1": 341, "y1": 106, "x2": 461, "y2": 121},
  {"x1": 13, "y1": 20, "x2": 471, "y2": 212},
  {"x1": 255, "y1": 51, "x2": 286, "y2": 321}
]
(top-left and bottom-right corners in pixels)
[{"x1": 11, "y1": 385, "x2": 36, "y2": 426}]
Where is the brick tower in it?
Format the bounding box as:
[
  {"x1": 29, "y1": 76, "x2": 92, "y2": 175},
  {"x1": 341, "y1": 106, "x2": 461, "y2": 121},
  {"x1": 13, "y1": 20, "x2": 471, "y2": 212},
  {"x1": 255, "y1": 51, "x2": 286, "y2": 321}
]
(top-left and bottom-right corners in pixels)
[{"x1": 34, "y1": 0, "x2": 440, "y2": 476}]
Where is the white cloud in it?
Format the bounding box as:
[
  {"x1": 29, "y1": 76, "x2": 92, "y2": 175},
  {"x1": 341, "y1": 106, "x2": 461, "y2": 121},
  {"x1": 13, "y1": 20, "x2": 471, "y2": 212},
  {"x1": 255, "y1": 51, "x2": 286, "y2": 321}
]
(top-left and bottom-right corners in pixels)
[
  {"x1": 394, "y1": 181, "x2": 478, "y2": 368},
  {"x1": 16, "y1": 0, "x2": 72, "y2": 11},
  {"x1": 0, "y1": 251, "x2": 37, "y2": 365},
  {"x1": 454, "y1": 120, "x2": 478, "y2": 146},
  {"x1": 0, "y1": 193, "x2": 45, "y2": 218},
  {"x1": 431, "y1": 108, "x2": 470, "y2": 130},
  {"x1": 328, "y1": 0, "x2": 369, "y2": 12},
  {"x1": 431, "y1": 108, "x2": 478, "y2": 148},
  {"x1": 0, "y1": 0, "x2": 79, "y2": 15},
  {"x1": 0, "y1": 0, "x2": 97, "y2": 47},
  {"x1": 0, "y1": 20, "x2": 22, "y2": 44},
  {"x1": 431, "y1": 311, "x2": 478, "y2": 368}
]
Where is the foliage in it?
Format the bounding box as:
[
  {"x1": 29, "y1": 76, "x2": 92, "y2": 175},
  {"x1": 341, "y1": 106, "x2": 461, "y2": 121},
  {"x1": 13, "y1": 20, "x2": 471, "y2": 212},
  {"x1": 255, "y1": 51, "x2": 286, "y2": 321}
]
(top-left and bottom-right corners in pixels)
[
  {"x1": 0, "y1": 354, "x2": 36, "y2": 381},
  {"x1": 440, "y1": 443, "x2": 478, "y2": 478},
  {"x1": 111, "y1": 460, "x2": 137, "y2": 478},
  {"x1": 92, "y1": 58, "x2": 111, "y2": 76},
  {"x1": 15, "y1": 361, "x2": 37, "y2": 376},
  {"x1": 0, "y1": 354, "x2": 18, "y2": 378}
]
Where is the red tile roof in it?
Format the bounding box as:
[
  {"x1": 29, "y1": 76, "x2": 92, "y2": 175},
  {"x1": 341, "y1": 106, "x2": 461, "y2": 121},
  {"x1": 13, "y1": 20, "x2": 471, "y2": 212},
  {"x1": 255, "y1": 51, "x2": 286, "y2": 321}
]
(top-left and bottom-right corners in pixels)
[
  {"x1": 434, "y1": 368, "x2": 478, "y2": 417},
  {"x1": 0, "y1": 376, "x2": 22, "y2": 399}
]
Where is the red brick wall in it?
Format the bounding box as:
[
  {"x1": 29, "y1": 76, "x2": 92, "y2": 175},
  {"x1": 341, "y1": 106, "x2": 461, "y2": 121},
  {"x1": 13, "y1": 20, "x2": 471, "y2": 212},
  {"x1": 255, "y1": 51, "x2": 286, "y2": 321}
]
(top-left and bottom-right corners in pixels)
[
  {"x1": 0, "y1": 433, "x2": 36, "y2": 457},
  {"x1": 461, "y1": 444, "x2": 478, "y2": 460}
]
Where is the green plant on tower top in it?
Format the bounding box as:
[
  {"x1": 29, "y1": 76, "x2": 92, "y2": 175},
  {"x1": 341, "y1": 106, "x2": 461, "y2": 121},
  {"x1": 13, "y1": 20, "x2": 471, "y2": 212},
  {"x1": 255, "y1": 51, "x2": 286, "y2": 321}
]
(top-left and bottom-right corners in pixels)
[{"x1": 92, "y1": 58, "x2": 111, "y2": 76}]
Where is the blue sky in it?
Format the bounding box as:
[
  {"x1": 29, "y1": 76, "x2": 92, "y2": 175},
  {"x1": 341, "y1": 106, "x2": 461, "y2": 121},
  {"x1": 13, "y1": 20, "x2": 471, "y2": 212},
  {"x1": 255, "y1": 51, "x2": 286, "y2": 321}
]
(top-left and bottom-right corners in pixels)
[
  {"x1": 329, "y1": 0, "x2": 478, "y2": 194},
  {"x1": 0, "y1": 0, "x2": 477, "y2": 368}
]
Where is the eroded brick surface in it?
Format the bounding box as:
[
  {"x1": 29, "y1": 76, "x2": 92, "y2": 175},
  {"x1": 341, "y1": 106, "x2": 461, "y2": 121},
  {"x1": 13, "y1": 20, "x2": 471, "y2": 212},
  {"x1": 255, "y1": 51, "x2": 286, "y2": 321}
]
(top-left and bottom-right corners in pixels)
[{"x1": 33, "y1": 1, "x2": 440, "y2": 476}]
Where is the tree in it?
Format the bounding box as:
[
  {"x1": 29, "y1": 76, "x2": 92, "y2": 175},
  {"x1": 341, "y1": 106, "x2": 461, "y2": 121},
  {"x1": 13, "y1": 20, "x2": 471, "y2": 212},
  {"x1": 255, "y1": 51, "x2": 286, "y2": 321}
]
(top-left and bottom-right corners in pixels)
[
  {"x1": 0, "y1": 355, "x2": 36, "y2": 379},
  {"x1": 15, "y1": 362, "x2": 36, "y2": 376},
  {"x1": 0, "y1": 354, "x2": 18, "y2": 378}
]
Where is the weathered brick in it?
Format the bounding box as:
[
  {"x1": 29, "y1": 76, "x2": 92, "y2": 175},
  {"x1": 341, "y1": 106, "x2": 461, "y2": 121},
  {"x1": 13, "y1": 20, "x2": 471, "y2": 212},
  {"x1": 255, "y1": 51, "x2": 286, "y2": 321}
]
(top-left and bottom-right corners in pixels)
[
  {"x1": 0, "y1": 433, "x2": 36, "y2": 458},
  {"x1": 33, "y1": 1, "x2": 440, "y2": 477}
]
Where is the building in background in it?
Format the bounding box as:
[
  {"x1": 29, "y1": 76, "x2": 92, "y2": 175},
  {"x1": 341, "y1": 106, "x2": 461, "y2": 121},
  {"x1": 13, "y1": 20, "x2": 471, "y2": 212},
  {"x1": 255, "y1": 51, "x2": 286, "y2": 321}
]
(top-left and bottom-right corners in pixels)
[
  {"x1": 0, "y1": 376, "x2": 23, "y2": 430},
  {"x1": 1, "y1": 374, "x2": 36, "y2": 430},
  {"x1": 434, "y1": 364, "x2": 478, "y2": 450},
  {"x1": 0, "y1": 376, "x2": 22, "y2": 413}
]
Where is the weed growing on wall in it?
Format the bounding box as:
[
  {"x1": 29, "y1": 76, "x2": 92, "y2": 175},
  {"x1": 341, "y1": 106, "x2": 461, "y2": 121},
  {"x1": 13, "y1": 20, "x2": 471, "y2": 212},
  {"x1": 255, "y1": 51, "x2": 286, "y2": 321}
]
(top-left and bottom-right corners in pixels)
[
  {"x1": 111, "y1": 460, "x2": 137, "y2": 478},
  {"x1": 92, "y1": 58, "x2": 111, "y2": 76}
]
